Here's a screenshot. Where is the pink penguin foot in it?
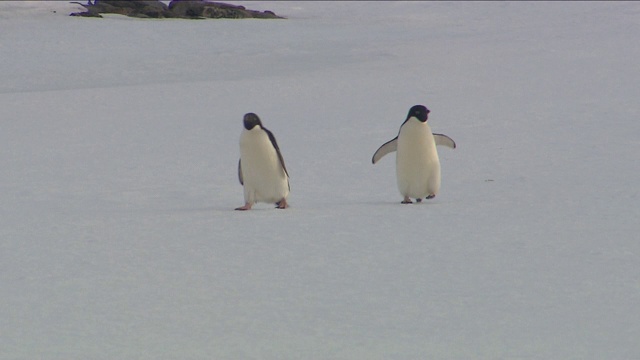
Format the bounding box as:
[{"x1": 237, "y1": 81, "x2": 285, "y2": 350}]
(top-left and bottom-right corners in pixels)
[
  {"x1": 235, "y1": 203, "x2": 252, "y2": 211},
  {"x1": 275, "y1": 198, "x2": 289, "y2": 209}
]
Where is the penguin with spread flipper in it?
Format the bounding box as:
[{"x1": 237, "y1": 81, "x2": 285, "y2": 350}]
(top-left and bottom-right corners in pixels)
[{"x1": 372, "y1": 105, "x2": 456, "y2": 204}]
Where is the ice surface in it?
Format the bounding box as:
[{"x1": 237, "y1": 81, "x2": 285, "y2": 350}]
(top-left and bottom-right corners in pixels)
[{"x1": 1, "y1": 1, "x2": 639, "y2": 359}]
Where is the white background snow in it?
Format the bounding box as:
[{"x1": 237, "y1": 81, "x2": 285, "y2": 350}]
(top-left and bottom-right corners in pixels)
[{"x1": 2, "y1": 1, "x2": 640, "y2": 359}]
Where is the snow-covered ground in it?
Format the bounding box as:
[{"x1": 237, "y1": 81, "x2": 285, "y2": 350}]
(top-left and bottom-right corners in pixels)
[{"x1": 2, "y1": 1, "x2": 640, "y2": 359}]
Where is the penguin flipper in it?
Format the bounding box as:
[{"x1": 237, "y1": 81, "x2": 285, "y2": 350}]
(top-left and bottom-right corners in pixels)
[
  {"x1": 264, "y1": 128, "x2": 289, "y2": 179},
  {"x1": 433, "y1": 133, "x2": 456, "y2": 149},
  {"x1": 372, "y1": 137, "x2": 398, "y2": 164},
  {"x1": 238, "y1": 159, "x2": 243, "y2": 185}
]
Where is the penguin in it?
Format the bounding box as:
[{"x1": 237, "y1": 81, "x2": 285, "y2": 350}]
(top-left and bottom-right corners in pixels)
[
  {"x1": 372, "y1": 105, "x2": 456, "y2": 204},
  {"x1": 235, "y1": 113, "x2": 290, "y2": 210}
]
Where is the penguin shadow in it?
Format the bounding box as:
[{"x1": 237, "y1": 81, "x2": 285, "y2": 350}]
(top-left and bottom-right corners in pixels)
[
  {"x1": 231, "y1": 204, "x2": 289, "y2": 212},
  {"x1": 365, "y1": 199, "x2": 444, "y2": 207},
  {"x1": 168, "y1": 204, "x2": 288, "y2": 214},
  {"x1": 171, "y1": 199, "x2": 445, "y2": 213},
  {"x1": 314, "y1": 194, "x2": 446, "y2": 209}
]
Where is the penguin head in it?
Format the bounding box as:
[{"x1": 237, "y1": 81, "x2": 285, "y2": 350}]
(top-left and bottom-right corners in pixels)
[
  {"x1": 407, "y1": 105, "x2": 430, "y2": 123},
  {"x1": 243, "y1": 113, "x2": 263, "y2": 130}
]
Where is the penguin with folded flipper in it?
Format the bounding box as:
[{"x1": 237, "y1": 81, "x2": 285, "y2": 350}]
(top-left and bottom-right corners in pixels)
[
  {"x1": 236, "y1": 113, "x2": 290, "y2": 210},
  {"x1": 372, "y1": 105, "x2": 456, "y2": 204}
]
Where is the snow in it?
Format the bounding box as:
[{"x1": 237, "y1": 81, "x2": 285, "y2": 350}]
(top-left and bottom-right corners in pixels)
[{"x1": 2, "y1": 1, "x2": 640, "y2": 359}]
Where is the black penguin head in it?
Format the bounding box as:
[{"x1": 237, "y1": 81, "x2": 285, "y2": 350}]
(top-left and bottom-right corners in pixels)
[
  {"x1": 406, "y1": 105, "x2": 430, "y2": 122},
  {"x1": 243, "y1": 113, "x2": 262, "y2": 130}
]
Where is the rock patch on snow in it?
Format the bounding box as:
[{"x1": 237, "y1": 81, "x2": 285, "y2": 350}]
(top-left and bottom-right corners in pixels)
[{"x1": 70, "y1": 0, "x2": 283, "y2": 19}]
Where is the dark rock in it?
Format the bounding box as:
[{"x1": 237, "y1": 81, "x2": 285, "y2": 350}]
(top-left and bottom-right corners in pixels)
[
  {"x1": 69, "y1": 10, "x2": 103, "y2": 18},
  {"x1": 70, "y1": 0, "x2": 283, "y2": 19},
  {"x1": 70, "y1": 1, "x2": 103, "y2": 17},
  {"x1": 168, "y1": 0, "x2": 283, "y2": 19}
]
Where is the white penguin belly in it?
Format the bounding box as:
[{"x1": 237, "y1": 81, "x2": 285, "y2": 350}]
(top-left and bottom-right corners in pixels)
[
  {"x1": 240, "y1": 129, "x2": 289, "y2": 204},
  {"x1": 396, "y1": 120, "x2": 441, "y2": 198}
]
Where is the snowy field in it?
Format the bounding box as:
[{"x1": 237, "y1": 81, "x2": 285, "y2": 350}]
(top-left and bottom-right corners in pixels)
[{"x1": 2, "y1": 1, "x2": 640, "y2": 359}]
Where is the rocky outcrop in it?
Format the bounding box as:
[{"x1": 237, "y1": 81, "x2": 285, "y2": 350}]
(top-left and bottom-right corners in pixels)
[
  {"x1": 168, "y1": 0, "x2": 281, "y2": 19},
  {"x1": 70, "y1": 0, "x2": 283, "y2": 19}
]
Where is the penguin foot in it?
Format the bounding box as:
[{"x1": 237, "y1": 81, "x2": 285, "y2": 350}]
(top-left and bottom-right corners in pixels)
[
  {"x1": 275, "y1": 199, "x2": 289, "y2": 209},
  {"x1": 235, "y1": 203, "x2": 252, "y2": 211},
  {"x1": 401, "y1": 196, "x2": 412, "y2": 204},
  {"x1": 415, "y1": 198, "x2": 422, "y2": 203},
  {"x1": 425, "y1": 194, "x2": 436, "y2": 200}
]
